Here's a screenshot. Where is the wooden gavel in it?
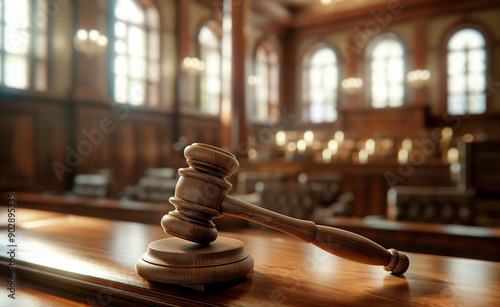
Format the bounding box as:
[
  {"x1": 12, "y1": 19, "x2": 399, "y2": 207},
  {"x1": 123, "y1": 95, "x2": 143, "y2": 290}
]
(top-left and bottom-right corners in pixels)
[{"x1": 162, "y1": 143, "x2": 409, "y2": 275}]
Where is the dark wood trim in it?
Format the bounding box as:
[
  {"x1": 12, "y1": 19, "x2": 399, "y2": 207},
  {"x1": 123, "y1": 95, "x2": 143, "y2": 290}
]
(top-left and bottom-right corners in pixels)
[
  {"x1": 252, "y1": 0, "x2": 293, "y2": 28},
  {"x1": 414, "y1": 18, "x2": 428, "y2": 105},
  {"x1": 292, "y1": 0, "x2": 500, "y2": 37}
]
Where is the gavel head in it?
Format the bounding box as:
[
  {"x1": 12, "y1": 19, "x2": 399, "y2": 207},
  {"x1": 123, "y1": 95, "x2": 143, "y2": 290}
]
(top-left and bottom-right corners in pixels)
[{"x1": 161, "y1": 143, "x2": 239, "y2": 245}]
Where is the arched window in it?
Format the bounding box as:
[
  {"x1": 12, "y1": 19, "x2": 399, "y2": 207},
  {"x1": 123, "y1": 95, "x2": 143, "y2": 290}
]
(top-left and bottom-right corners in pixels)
[
  {"x1": 198, "y1": 24, "x2": 221, "y2": 115},
  {"x1": 366, "y1": 35, "x2": 405, "y2": 108},
  {"x1": 1, "y1": 0, "x2": 48, "y2": 90},
  {"x1": 252, "y1": 42, "x2": 279, "y2": 122},
  {"x1": 302, "y1": 46, "x2": 338, "y2": 123},
  {"x1": 112, "y1": 0, "x2": 160, "y2": 106},
  {"x1": 446, "y1": 28, "x2": 487, "y2": 115}
]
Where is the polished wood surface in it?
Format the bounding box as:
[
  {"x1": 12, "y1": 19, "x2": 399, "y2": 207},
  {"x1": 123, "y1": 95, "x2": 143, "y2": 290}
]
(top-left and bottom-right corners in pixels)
[
  {"x1": 1, "y1": 208, "x2": 499, "y2": 306},
  {"x1": 163, "y1": 143, "x2": 409, "y2": 274},
  {"x1": 136, "y1": 236, "x2": 254, "y2": 286}
]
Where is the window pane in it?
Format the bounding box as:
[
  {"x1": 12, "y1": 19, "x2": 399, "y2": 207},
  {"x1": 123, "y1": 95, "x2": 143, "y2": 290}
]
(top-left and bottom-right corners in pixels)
[
  {"x1": 115, "y1": 77, "x2": 128, "y2": 103},
  {"x1": 5, "y1": 0, "x2": 29, "y2": 28},
  {"x1": 128, "y1": 26, "x2": 145, "y2": 56},
  {"x1": 448, "y1": 51, "x2": 466, "y2": 75},
  {"x1": 305, "y1": 47, "x2": 337, "y2": 122},
  {"x1": 449, "y1": 28, "x2": 485, "y2": 50},
  {"x1": 199, "y1": 25, "x2": 221, "y2": 114},
  {"x1": 388, "y1": 58, "x2": 403, "y2": 83},
  {"x1": 468, "y1": 73, "x2": 485, "y2": 92},
  {"x1": 115, "y1": 0, "x2": 144, "y2": 24},
  {"x1": 468, "y1": 94, "x2": 486, "y2": 114},
  {"x1": 369, "y1": 37, "x2": 405, "y2": 108},
  {"x1": 4, "y1": 26, "x2": 30, "y2": 54},
  {"x1": 448, "y1": 76, "x2": 466, "y2": 94},
  {"x1": 447, "y1": 28, "x2": 487, "y2": 115},
  {"x1": 115, "y1": 39, "x2": 127, "y2": 54},
  {"x1": 129, "y1": 80, "x2": 145, "y2": 105},
  {"x1": 468, "y1": 49, "x2": 485, "y2": 73},
  {"x1": 130, "y1": 57, "x2": 146, "y2": 79},
  {"x1": 448, "y1": 94, "x2": 466, "y2": 115},
  {"x1": 115, "y1": 21, "x2": 127, "y2": 38},
  {"x1": 115, "y1": 56, "x2": 128, "y2": 76},
  {"x1": 4, "y1": 54, "x2": 28, "y2": 89}
]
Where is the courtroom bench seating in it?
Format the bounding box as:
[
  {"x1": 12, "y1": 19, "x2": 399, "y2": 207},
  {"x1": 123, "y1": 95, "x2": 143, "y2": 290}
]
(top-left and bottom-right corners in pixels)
[
  {"x1": 122, "y1": 168, "x2": 177, "y2": 202},
  {"x1": 387, "y1": 186, "x2": 476, "y2": 224}
]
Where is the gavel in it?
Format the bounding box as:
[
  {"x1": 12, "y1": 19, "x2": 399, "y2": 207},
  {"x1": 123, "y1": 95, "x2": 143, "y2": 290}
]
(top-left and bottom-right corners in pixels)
[{"x1": 162, "y1": 143, "x2": 409, "y2": 275}]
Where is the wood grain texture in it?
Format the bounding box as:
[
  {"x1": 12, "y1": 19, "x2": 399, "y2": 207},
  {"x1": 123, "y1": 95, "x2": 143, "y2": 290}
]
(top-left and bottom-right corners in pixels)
[
  {"x1": 136, "y1": 236, "x2": 254, "y2": 285},
  {"x1": 1, "y1": 208, "x2": 499, "y2": 306}
]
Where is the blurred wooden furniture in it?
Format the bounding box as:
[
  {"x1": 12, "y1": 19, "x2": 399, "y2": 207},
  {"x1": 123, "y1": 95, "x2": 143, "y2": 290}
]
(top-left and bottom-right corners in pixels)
[
  {"x1": 298, "y1": 171, "x2": 344, "y2": 206},
  {"x1": 460, "y1": 140, "x2": 500, "y2": 195},
  {"x1": 239, "y1": 161, "x2": 451, "y2": 217},
  {"x1": 461, "y1": 140, "x2": 500, "y2": 225},
  {"x1": 388, "y1": 140, "x2": 500, "y2": 226},
  {"x1": 71, "y1": 169, "x2": 112, "y2": 198},
  {"x1": 387, "y1": 186, "x2": 476, "y2": 224},
  {"x1": 235, "y1": 170, "x2": 288, "y2": 194},
  {"x1": 256, "y1": 182, "x2": 319, "y2": 220},
  {"x1": 15, "y1": 192, "x2": 171, "y2": 224},
  {"x1": 13, "y1": 192, "x2": 244, "y2": 230},
  {"x1": 123, "y1": 168, "x2": 177, "y2": 202},
  {"x1": 1, "y1": 208, "x2": 499, "y2": 306}
]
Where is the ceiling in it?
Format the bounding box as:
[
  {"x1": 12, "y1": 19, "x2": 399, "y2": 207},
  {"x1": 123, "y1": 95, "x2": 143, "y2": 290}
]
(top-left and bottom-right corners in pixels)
[{"x1": 272, "y1": 0, "x2": 391, "y2": 17}]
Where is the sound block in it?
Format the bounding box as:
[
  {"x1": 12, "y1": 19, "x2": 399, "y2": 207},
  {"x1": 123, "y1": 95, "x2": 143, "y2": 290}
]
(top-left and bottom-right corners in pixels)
[{"x1": 136, "y1": 236, "x2": 254, "y2": 287}]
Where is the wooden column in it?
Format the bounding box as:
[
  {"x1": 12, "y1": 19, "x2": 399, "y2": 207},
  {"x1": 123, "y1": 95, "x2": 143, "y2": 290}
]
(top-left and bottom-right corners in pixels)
[
  {"x1": 72, "y1": 0, "x2": 108, "y2": 101},
  {"x1": 346, "y1": 34, "x2": 359, "y2": 109},
  {"x1": 221, "y1": 0, "x2": 250, "y2": 153},
  {"x1": 414, "y1": 18, "x2": 427, "y2": 105},
  {"x1": 173, "y1": 0, "x2": 190, "y2": 143},
  {"x1": 282, "y1": 28, "x2": 297, "y2": 117}
]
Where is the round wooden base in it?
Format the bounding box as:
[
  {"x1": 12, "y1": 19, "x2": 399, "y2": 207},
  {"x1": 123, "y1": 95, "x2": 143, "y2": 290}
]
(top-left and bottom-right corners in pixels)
[{"x1": 136, "y1": 236, "x2": 254, "y2": 285}]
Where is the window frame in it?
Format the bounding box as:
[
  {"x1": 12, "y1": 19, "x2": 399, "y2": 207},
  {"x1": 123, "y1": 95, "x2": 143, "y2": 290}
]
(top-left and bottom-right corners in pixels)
[
  {"x1": 0, "y1": 0, "x2": 49, "y2": 91},
  {"x1": 109, "y1": 0, "x2": 161, "y2": 107},
  {"x1": 440, "y1": 22, "x2": 491, "y2": 116},
  {"x1": 251, "y1": 39, "x2": 279, "y2": 124},
  {"x1": 195, "y1": 20, "x2": 222, "y2": 116},
  {"x1": 364, "y1": 32, "x2": 407, "y2": 109},
  {"x1": 301, "y1": 42, "x2": 340, "y2": 123}
]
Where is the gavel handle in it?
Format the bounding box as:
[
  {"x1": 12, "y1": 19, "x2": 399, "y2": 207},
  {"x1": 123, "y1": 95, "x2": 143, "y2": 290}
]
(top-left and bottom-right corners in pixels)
[{"x1": 221, "y1": 195, "x2": 409, "y2": 275}]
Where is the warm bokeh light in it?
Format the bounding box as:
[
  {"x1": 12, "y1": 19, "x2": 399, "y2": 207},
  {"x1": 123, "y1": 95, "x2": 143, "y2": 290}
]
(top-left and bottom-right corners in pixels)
[
  {"x1": 447, "y1": 147, "x2": 459, "y2": 164},
  {"x1": 304, "y1": 130, "x2": 314, "y2": 145},
  {"x1": 334, "y1": 130, "x2": 344, "y2": 143},
  {"x1": 297, "y1": 140, "x2": 307, "y2": 153},
  {"x1": 328, "y1": 139, "x2": 339, "y2": 155},
  {"x1": 276, "y1": 131, "x2": 287, "y2": 147},
  {"x1": 398, "y1": 148, "x2": 409, "y2": 164}
]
